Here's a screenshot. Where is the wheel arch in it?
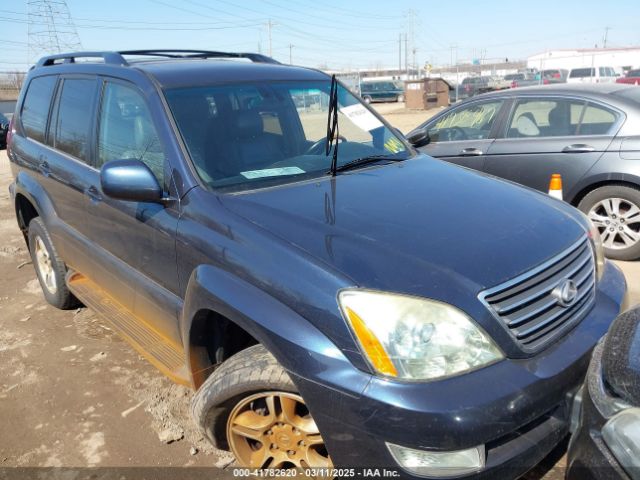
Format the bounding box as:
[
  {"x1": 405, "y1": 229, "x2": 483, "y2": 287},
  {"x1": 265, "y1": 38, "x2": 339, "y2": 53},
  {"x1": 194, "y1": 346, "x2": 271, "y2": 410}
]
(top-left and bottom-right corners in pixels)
[
  {"x1": 180, "y1": 264, "x2": 369, "y2": 394},
  {"x1": 12, "y1": 171, "x2": 58, "y2": 241},
  {"x1": 569, "y1": 175, "x2": 640, "y2": 207}
]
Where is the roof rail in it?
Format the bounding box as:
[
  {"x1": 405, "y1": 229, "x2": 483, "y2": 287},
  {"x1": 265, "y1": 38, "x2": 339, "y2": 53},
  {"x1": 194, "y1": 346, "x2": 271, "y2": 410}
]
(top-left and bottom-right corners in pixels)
[
  {"x1": 35, "y1": 50, "x2": 280, "y2": 68},
  {"x1": 117, "y1": 50, "x2": 280, "y2": 64},
  {"x1": 36, "y1": 51, "x2": 128, "y2": 67}
]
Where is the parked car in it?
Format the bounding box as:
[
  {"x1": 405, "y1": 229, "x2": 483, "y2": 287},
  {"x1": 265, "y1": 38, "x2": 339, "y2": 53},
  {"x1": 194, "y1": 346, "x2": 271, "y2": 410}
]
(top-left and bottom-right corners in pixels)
[
  {"x1": 617, "y1": 68, "x2": 640, "y2": 85},
  {"x1": 0, "y1": 112, "x2": 8, "y2": 149},
  {"x1": 568, "y1": 67, "x2": 617, "y2": 84},
  {"x1": 407, "y1": 84, "x2": 640, "y2": 260},
  {"x1": 360, "y1": 80, "x2": 404, "y2": 103},
  {"x1": 567, "y1": 307, "x2": 640, "y2": 479},
  {"x1": 457, "y1": 76, "x2": 491, "y2": 100},
  {"x1": 541, "y1": 69, "x2": 569, "y2": 83},
  {"x1": 9, "y1": 50, "x2": 628, "y2": 478},
  {"x1": 505, "y1": 72, "x2": 541, "y2": 88}
]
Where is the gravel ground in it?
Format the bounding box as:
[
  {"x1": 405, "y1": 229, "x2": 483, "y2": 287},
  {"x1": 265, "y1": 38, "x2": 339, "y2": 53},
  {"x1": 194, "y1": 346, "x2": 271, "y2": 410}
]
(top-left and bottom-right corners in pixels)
[{"x1": 0, "y1": 102, "x2": 636, "y2": 479}]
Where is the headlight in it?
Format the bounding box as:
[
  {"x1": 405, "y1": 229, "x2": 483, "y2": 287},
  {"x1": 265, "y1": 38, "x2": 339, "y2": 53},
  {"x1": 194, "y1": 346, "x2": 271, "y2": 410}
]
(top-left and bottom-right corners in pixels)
[
  {"x1": 580, "y1": 211, "x2": 605, "y2": 281},
  {"x1": 602, "y1": 408, "x2": 640, "y2": 480},
  {"x1": 338, "y1": 290, "x2": 504, "y2": 381}
]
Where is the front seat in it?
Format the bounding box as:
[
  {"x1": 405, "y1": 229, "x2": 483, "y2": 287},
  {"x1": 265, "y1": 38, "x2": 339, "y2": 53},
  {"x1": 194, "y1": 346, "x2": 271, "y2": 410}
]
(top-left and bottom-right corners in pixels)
[
  {"x1": 548, "y1": 105, "x2": 572, "y2": 136},
  {"x1": 515, "y1": 112, "x2": 540, "y2": 137},
  {"x1": 232, "y1": 110, "x2": 284, "y2": 171}
]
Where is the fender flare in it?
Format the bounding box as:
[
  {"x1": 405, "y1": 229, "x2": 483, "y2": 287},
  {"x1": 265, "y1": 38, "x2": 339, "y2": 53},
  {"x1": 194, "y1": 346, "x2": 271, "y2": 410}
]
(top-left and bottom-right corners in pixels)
[
  {"x1": 12, "y1": 170, "x2": 58, "y2": 228},
  {"x1": 180, "y1": 263, "x2": 370, "y2": 395}
]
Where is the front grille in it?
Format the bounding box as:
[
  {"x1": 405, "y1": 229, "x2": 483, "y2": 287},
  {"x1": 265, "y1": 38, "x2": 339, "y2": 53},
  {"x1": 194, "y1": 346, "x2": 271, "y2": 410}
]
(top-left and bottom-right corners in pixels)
[{"x1": 479, "y1": 237, "x2": 596, "y2": 353}]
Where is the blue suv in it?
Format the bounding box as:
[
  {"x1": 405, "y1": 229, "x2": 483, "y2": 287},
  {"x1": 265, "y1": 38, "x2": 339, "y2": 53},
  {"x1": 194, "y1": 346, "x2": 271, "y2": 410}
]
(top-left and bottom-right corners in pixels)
[{"x1": 7, "y1": 50, "x2": 628, "y2": 478}]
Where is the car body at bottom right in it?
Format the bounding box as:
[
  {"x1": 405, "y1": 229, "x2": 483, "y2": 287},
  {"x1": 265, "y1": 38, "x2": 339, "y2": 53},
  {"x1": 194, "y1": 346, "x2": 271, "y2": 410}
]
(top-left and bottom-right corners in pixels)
[
  {"x1": 567, "y1": 307, "x2": 640, "y2": 480},
  {"x1": 408, "y1": 84, "x2": 640, "y2": 261}
]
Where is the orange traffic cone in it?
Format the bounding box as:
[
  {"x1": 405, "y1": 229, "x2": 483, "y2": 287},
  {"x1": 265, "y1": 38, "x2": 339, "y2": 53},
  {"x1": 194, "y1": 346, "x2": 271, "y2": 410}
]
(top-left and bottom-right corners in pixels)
[{"x1": 548, "y1": 174, "x2": 563, "y2": 200}]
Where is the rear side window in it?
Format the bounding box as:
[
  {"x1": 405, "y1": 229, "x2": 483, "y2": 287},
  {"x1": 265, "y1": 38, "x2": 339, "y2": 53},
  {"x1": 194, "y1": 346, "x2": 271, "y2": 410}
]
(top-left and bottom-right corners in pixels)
[
  {"x1": 97, "y1": 82, "x2": 165, "y2": 184},
  {"x1": 52, "y1": 78, "x2": 98, "y2": 162},
  {"x1": 570, "y1": 68, "x2": 595, "y2": 78},
  {"x1": 507, "y1": 98, "x2": 618, "y2": 138},
  {"x1": 507, "y1": 98, "x2": 586, "y2": 138},
  {"x1": 21, "y1": 76, "x2": 57, "y2": 143}
]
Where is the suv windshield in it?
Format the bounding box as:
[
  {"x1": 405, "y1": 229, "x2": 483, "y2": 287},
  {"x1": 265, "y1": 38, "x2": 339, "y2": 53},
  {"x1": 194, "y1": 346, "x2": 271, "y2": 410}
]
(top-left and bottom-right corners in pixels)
[{"x1": 165, "y1": 80, "x2": 409, "y2": 191}]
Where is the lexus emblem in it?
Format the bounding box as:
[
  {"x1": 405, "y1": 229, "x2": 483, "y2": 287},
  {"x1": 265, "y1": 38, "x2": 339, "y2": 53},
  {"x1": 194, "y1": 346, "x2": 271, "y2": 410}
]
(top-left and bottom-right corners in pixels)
[{"x1": 552, "y1": 279, "x2": 578, "y2": 308}]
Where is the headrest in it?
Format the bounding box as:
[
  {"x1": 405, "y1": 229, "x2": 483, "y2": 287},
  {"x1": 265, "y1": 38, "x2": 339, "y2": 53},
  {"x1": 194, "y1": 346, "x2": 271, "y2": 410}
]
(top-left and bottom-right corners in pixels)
[
  {"x1": 548, "y1": 106, "x2": 566, "y2": 126},
  {"x1": 235, "y1": 110, "x2": 263, "y2": 138},
  {"x1": 516, "y1": 112, "x2": 540, "y2": 136}
]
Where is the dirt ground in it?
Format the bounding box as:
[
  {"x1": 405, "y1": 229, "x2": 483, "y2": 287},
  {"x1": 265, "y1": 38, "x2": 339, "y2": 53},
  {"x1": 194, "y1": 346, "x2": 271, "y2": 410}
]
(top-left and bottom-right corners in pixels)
[{"x1": 0, "y1": 103, "x2": 637, "y2": 479}]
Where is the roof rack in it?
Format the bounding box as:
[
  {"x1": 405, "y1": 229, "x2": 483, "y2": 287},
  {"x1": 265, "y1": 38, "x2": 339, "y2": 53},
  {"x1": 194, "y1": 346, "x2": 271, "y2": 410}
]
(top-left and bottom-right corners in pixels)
[
  {"x1": 35, "y1": 51, "x2": 128, "y2": 67},
  {"x1": 35, "y1": 49, "x2": 280, "y2": 68}
]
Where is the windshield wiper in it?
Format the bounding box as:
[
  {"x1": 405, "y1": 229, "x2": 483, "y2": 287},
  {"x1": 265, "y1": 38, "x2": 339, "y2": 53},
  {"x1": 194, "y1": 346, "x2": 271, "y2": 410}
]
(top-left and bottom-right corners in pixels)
[
  {"x1": 326, "y1": 75, "x2": 340, "y2": 176},
  {"x1": 333, "y1": 154, "x2": 405, "y2": 173}
]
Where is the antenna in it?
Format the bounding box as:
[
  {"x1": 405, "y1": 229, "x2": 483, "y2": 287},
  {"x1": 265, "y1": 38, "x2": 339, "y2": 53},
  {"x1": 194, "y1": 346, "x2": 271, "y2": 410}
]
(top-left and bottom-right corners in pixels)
[{"x1": 28, "y1": 0, "x2": 83, "y2": 63}]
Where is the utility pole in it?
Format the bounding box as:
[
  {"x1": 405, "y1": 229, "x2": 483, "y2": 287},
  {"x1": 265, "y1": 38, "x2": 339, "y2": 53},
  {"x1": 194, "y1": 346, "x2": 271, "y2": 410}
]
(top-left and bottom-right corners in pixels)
[
  {"x1": 404, "y1": 34, "x2": 408, "y2": 78},
  {"x1": 289, "y1": 44, "x2": 294, "y2": 64},
  {"x1": 398, "y1": 33, "x2": 402, "y2": 74},
  {"x1": 265, "y1": 19, "x2": 277, "y2": 57},
  {"x1": 405, "y1": 9, "x2": 417, "y2": 79},
  {"x1": 603, "y1": 27, "x2": 611, "y2": 48}
]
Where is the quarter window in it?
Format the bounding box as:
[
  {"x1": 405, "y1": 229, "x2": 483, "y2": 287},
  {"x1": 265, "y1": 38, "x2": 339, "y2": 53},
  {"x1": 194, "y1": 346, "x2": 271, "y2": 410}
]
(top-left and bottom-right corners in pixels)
[
  {"x1": 579, "y1": 103, "x2": 618, "y2": 135},
  {"x1": 427, "y1": 101, "x2": 503, "y2": 142},
  {"x1": 97, "y1": 82, "x2": 165, "y2": 185},
  {"x1": 52, "y1": 78, "x2": 97, "y2": 162},
  {"x1": 21, "y1": 76, "x2": 57, "y2": 143}
]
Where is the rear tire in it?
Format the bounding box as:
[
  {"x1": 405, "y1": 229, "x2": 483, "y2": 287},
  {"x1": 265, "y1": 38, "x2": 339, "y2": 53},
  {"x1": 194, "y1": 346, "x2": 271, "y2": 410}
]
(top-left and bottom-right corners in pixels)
[
  {"x1": 191, "y1": 344, "x2": 331, "y2": 468},
  {"x1": 28, "y1": 217, "x2": 78, "y2": 309},
  {"x1": 397, "y1": 94, "x2": 404, "y2": 102},
  {"x1": 363, "y1": 95, "x2": 372, "y2": 104},
  {"x1": 577, "y1": 185, "x2": 640, "y2": 261}
]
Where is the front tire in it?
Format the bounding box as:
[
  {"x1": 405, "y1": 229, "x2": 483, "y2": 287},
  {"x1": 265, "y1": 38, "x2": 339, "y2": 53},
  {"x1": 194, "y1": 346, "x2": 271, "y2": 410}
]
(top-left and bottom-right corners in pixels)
[
  {"x1": 28, "y1": 217, "x2": 78, "y2": 309},
  {"x1": 397, "y1": 94, "x2": 404, "y2": 102},
  {"x1": 363, "y1": 95, "x2": 372, "y2": 104},
  {"x1": 577, "y1": 185, "x2": 640, "y2": 260},
  {"x1": 191, "y1": 344, "x2": 331, "y2": 469}
]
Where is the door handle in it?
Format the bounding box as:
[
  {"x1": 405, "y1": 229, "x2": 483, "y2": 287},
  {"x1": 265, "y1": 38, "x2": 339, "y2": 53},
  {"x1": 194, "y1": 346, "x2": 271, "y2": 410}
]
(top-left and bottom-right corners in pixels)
[
  {"x1": 562, "y1": 144, "x2": 595, "y2": 153},
  {"x1": 459, "y1": 147, "x2": 483, "y2": 156},
  {"x1": 85, "y1": 185, "x2": 103, "y2": 203}
]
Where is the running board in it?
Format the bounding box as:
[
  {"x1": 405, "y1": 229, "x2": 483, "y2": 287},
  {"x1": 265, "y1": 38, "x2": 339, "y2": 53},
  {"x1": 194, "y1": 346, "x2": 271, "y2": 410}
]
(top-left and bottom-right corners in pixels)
[{"x1": 67, "y1": 272, "x2": 190, "y2": 386}]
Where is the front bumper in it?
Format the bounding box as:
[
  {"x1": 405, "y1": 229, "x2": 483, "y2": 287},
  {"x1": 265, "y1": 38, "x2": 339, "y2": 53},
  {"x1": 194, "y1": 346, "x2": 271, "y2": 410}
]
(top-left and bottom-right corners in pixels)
[{"x1": 295, "y1": 261, "x2": 627, "y2": 479}]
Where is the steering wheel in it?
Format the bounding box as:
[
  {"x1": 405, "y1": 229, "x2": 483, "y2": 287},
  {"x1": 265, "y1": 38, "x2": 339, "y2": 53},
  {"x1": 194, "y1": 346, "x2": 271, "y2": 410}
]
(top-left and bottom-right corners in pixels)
[
  {"x1": 305, "y1": 135, "x2": 347, "y2": 155},
  {"x1": 446, "y1": 127, "x2": 468, "y2": 141}
]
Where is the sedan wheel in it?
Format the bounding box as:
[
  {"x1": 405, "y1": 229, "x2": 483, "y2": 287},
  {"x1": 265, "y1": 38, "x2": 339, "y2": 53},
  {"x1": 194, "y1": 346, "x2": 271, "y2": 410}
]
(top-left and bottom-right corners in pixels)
[
  {"x1": 588, "y1": 198, "x2": 640, "y2": 250},
  {"x1": 227, "y1": 392, "x2": 331, "y2": 469},
  {"x1": 579, "y1": 186, "x2": 640, "y2": 260}
]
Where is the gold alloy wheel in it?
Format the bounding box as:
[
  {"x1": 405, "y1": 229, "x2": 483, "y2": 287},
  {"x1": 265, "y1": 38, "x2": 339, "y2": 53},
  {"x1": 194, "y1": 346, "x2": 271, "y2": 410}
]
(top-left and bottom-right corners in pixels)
[
  {"x1": 227, "y1": 391, "x2": 331, "y2": 469},
  {"x1": 34, "y1": 235, "x2": 57, "y2": 294}
]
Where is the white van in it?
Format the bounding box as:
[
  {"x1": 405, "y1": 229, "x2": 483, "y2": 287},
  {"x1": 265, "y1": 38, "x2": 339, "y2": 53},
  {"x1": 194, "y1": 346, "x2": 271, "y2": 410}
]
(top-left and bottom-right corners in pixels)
[{"x1": 567, "y1": 66, "x2": 617, "y2": 83}]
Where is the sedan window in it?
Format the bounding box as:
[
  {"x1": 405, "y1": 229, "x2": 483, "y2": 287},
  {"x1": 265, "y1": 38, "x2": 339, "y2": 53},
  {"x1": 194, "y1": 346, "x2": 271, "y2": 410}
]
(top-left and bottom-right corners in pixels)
[
  {"x1": 507, "y1": 99, "x2": 587, "y2": 138},
  {"x1": 579, "y1": 103, "x2": 618, "y2": 135},
  {"x1": 427, "y1": 101, "x2": 504, "y2": 142}
]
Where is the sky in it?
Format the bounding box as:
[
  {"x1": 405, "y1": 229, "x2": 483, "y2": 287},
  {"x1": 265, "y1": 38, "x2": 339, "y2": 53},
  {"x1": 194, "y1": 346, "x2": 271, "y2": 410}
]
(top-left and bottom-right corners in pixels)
[{"x1": 1, "y1": 0, "x2": 640, "y2": 73}]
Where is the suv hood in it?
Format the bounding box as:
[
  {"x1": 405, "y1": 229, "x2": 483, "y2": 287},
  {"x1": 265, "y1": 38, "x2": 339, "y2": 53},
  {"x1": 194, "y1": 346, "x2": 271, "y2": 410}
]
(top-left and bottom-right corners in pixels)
[{"x1": 222, "y1": 157, "x2": 586, "y2": 298}]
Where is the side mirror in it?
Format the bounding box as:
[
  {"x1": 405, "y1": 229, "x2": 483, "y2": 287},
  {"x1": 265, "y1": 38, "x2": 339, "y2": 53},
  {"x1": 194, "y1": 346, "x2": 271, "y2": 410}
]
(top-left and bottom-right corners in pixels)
[
  {"x1": 100, "y1": 159, "x2": 163, "y2": 203},
  {"x1": 406, "y1": 128, "x2": 431, "y2": 148}
]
